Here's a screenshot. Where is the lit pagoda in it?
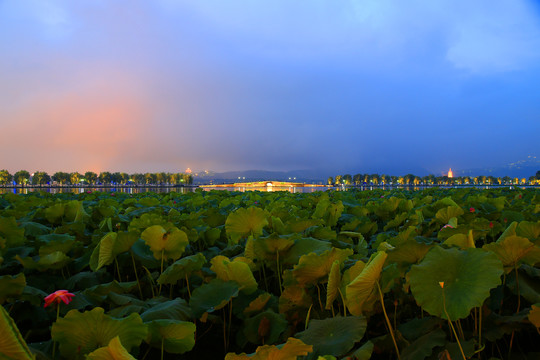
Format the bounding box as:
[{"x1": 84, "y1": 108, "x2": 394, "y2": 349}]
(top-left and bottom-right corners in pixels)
[{"x1": 447, "y1": 168, "x2": 453, "y2": 178}]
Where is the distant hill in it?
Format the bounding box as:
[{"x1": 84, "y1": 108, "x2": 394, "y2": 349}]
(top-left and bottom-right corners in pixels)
[
  {"x1": 457, "y1": 155, "x2": 539, "y2": 178},
  {"x1": 192, "y1": 169, "x2": 327, "y2": 184}
]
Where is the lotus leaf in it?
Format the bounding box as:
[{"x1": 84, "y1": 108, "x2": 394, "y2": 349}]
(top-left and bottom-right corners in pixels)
[
  {"x1": 189, "y1": 279, "x2": 240, "y2": 318},
  {"x1": 400, "y1": 328, "x2": 446, "y2": 360},
  {"x1": 51, "y1": 307, "x2": 148, "y2": 357},
  {"x1": 243, "y1": 293, "x2": 272, "y2": 316},
  {"x1": 443, "y1": 230, "x2": 475, "y2": 249},
  {"x1": 90, "y1": 231, "x2": 139, "y2": 271},
  {"x1": 145, "y1": 319, "x2": 196, "y2": 354},
  {"x1": 352, "y1": 341, "x2": 374, "y2": 360},
  {"x1": 37, "y1": 233, "x2": 76, "y2": 256},
  {"x1": 157, "y1": 253, "x2": 206, "y2": 285},
  {"x1": 44, "y1": 203, "x2": 65, "y2": 224},
  {"x1": 345, "y1": 251, "x2": 387, "y2": 316},
  {"x1": 0, "y1": 304, "x2": 34, "y2": 360},
  {"x1": 140, "y1": 298, "x2": 192, "y2": 322},
  {"x1": 225, "y1": 207, "x2": 269, "y2": 244},
  {"x1": 296, "y1": 316, "x2": 367, "y2": 358},
  {"x1": 141, "y1": 225, "x2": 189, "y2": 261},
  {"x1": 325, "y1": 260, "x2": 341, "y2": 310},
  {"x1": 293, "y1": 248, "x2": 353, "y2": 285},
  {"x1": 86, "y1": 336, "x2": 135, "y2": 360},
  {"x1": 253, "y1": 233, "x2": 296, "y2": 262},
  {"x1": 385, "y1": 239, "x2": 433, "y2": 268},
  {"x1": 64, "y1": 200, "x2": 89, "y2": 222},
  {"x1": 409, "y1": 246, "x2": 503, "y2": 320},
  {"x1": 529, "y1": 303, "x2": 540, "y2": 328},
  {"x1": 0, "y1": 216, "x2": 24, "y2": 247},
  {"x1": 243, "y1": 310, "x2": 287, "y2": 345},
  {"x1": 483, "y1": 235, "x2": 540, "y2": 272},
  {"x1": 283, "y1": 237, "x2": 332, "y2": 265},
  {"x1": 435, "y1": 206, "x2": 464, "y2": 224},
  {"x1": 516, "y1": 221, "x2": 540, "y2": 243},
  {"x1": 0, "y1": 273, "x2": 26, "y2": 304},
  {"x1": 210, "y1": 255, "x2": 258, "y2": 294},
  {"x1": 224, "y1": 337, "x2": 312, "y2": 360},
  {"x1": 279, "y1": 285, "x2": 312, "y2": 313},
  {"x1": 312, "y1": 198, "x2": 343, "y2": 227}
]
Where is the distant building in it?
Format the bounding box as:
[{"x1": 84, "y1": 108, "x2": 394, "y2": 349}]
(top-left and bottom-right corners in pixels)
[
  {"x1": 448, "y1": 168, "x2": 454, "y2": 178},
  {"x1": 185, "y1": 168, "x2": 192, "y2": 174}
]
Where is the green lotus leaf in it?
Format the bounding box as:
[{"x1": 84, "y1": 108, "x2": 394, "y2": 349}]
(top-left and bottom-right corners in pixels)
[
  {"x1": 325, "y1": 260, "x2": 341, "y2": 310},
  {"x1": 279, "y1": 285, "x2": 312, "y2": 314},
  {"x1": 312, "y1": 198, "x2": 344, "y2": 227},
  {"x1": 141, "y1": 225, "x2": 189, "y2": 261},
  {"x1": 385, "y1": 239, "x2": 433, "y2": 267},
  {"x1": 529, "y1": 303, "x2": 540, "y2": 328},
  {"x1": 225, "y1": 207, "x2": 269, "y2": 244},
  {"x1": 37, "y1": 233, "x2": 76, "y2": 256},
  {"x1": 293, "y1": 248, "x2": 353, "y2": 286},
  {"x1": 0, "y1": 216, "x2": 24, "y2": 247},
  {"x1": 435, "y1": 206, "x2": 464, "y2": 224},
  {"x1": 352, "y1": 341, "x2": 374, "y2": 360},
  {"x1": 345, "y1": 251, "x2": 387, "y2": 316},
  {"x1": 516, "y1": 221, "x2": 540, "y2": 243},
  {"x1": 157, "y1": 253, "x2": 206, "y2": 285},
  {"x1": 224, "y1": 337, "x2": 312, "y2": 360},
  {"x1": 38, "y1": 251, "x2": 71, "y2": 270},
  {"x1": 90, "y1": 232, "x2": 138, "y2": 271},
  {"x1": 283, "y1": 237, "x2": 333, "y2": 265},
  {"x1": 483, "y1": 235, "x2": 540, "y2": 272},
  {"x1": 44, "y1": 203, "x2": 65, "y2": 224},
  {"x1": 409, "y1": 246, "x2": 503, "y2": 321},
  {"x1": 145, "y1": 319, "x2": 196, "y2": 354},
  {"x1": 287, "y1": 218, "x2": 324, "y2": 233},
  {"x1": 243, "y1": 293, "x2": 272, "y2": 317},
  {"x1": 51, "y1": 307, "x2": 148, "y2": 358},
  {"x1": 64, "y1": 200, "x2": 89, "y2": 222},
  {"x1": 189, "y1": 279, "x2": 240, "y2": 318},
  {"x1": 140, "y1": 298, "x2": 192, "y2": 322},
  {"x1": 400, "y1": 328, "x2": 446, "y2": 360},
  {"x1": 86, "y1": 336, "x2": 135, "y2": 360},
  {"x1": 443, "y1": 230, "x2": 475, "y2": 250},
  {"x1": 243, "y1": 310, "x2": 287, "y2": 345},
  {"x1": 0, "y1": 273, "x2": 26, "y2": 304},
  {"x1": 210, "y1": 255, "x2": 258, "y2": 294},
  {"x1": 253, "y1": 233, "x2": 296, "y2": 262},
  {"x1": 297, "y1": 316, "x2": 367, "y2": 358},
  {"x1": 19, "y1": 221, "x2": 51, "y2": 238},
  {"x1": 383, "y1": 212, "x2": 409, "y2": 231},
  {"x1": 0, "y1": 304, "x2": 34, "y2": 360}
]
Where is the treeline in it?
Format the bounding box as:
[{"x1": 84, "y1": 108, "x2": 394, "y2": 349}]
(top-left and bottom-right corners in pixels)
[
  {"x1": 328, "y1": 171, "x2": 540, "y2": 186},
  {"x1": 0, "y1": 170, "x2": 193, "y2": 186}
]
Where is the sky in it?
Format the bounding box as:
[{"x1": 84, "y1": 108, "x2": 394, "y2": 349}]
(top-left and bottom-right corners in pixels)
[{"x1": 1, "y1": 0, "x2": 539, "y2": 177}]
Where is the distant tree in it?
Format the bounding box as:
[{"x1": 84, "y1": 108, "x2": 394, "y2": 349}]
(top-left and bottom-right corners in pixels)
[
  {"x1": 536, "y1": 170, "x2": 540, "y2": 179},
  {"x1": 70, "y1": 172, "x2": 81, "y2": 185},
  {"x1": 110, "y1": 172, "x2": 122, "y2": 184},
  {"x1": 380, "y1": 174, "x2": 388, "y2": 185},
  {"x1": 370, "y1": 174, "x2": 380, "y2": 185},
  {"x1": 327, "y1": 176, "x2": 334, "y2": 185},
  {"x1": 335, "y1": 175, "x2": 343, "y2": 185},
  {"x1": 99, "y1": 172, "x2": 112, "y2": 184},
  {"x1": 32, "y1": 171, "x2": 50, "y2": 185},
  {"x1": 502, "y1": 176, "x2": 511, "y2": 185},
  {"x1": 343, "y1": 174, "x2": 352, "y2": 185},
  {"x1": 144, "y1": 173, "x2": 156, "y2": 184},
  {"x1": 84, "y1": 171, "x2": 98, "y2": 185},
  {"x1": 132, "y1": 173, "x2": 145, "y2": 184},
  {"x1": 352, "y1": 174, "x2": 361, "y2": 185},
  {"x1": 52, "y1": 172, "x2": 70, "y2": 185},
  {"x1": 14, "y1": 170, "x2": 30, "y2": 186},
  {"x1": 182, "y1": 174, "x2": 193, "y2": 185},
  {"x1": 0, "y1": 170, "x2": 13, "y2": 185},
  {"x1": 390, "y1": 175, "x2": 398, "y2": 184}
]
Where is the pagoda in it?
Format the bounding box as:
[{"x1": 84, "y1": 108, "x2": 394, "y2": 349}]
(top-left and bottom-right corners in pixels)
[{"x1": 447, "y1": 168, "x2": 453, "y2": 178}]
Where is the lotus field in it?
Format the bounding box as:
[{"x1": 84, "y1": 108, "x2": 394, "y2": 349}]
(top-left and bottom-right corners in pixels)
[{"x1": 1, "y1": 188, "x2": 540, "y2": 359}]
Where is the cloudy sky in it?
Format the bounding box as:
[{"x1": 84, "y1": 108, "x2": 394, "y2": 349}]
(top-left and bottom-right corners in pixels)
[{"x1": 1, "y1": 0, "x2": 539, "y2": 176}]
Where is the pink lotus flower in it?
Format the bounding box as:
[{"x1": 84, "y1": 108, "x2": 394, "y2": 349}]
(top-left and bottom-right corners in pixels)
[
  {"x1": 441, "y1": 224, "x2": 454, "y2": 230},
  {"x1": 489, "y1": 222, "x2": 494, "y2": 228},
  {"x1": 44, "y1": 290, "x2": 75, "y2": 308},
  {"x1": 469, "y1": 207, "x2": 475, "y2": 213}
]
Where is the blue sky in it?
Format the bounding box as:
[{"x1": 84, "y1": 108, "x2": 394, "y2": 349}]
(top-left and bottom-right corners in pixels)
[{"x1": 1, "y1": 0, "x2": 539, "y2": 176}]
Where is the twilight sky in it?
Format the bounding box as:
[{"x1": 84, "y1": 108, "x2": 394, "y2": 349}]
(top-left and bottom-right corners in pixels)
[{"x1": 1, "y1": 0, "x2": 539, "y2": 176}]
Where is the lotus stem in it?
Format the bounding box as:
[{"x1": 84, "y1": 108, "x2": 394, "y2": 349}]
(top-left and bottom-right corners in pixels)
[
  {"x1": 276, "y1": 250, "x2": 282, "y2": 295},
  {"x1": 185, "y1": 273, "x2": 192, "y2": 298},
  {"x1": 441, "y1": 287, "x2": 466, "y2": 360},
  {"x1": 131, "y1": 253, "x2": 143, "y2": 299},
  {"x1": 305, "y1": 304, "x2": 313, "y2": 330},
  {"x1": 515, "y1": 265, "x2": 521, "y2": 313},
  {"x1": 376, "y1": 281, "x2": 401, "y2": 360},
  {"x1": 161, "y1": 337, "x2": 164, "y2": 360},
  {"x1": 338, "y1": 288, "x2": 347, "y2": 317},
  {"x1": 115, "y1": 258, "x2": 122, "y2": 281},
  {"x1": 159, "y1": 249, "x2": 164, "y2": 295},
  {"x1": 316, "y1": 283, "x2": 324, "y2": 312}
]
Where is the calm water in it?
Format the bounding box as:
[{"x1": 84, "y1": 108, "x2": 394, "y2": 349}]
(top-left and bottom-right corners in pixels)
[{"x1": 0, "y1": 184, "x2": 534, "y2": 195}]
